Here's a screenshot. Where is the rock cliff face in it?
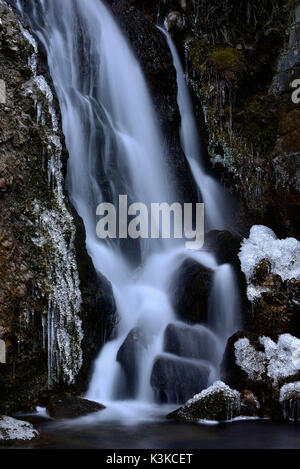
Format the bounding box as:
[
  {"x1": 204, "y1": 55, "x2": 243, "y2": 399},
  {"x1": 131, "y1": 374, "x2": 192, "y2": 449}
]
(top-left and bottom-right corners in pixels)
[
  {"x1": 120, "y1": 0, "x2": 300, "y2": 420},
  {"x1": 0, "y1": 1, "x2": 116, "y2": 414},
  {"x1": 127, "y1": 0, "x2": 299, "y2": 238}
]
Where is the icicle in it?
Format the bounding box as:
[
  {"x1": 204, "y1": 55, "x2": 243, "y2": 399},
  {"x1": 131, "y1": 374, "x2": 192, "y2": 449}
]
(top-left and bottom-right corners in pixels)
[
  {"x1": 19, "y1": 16, "x2": 83, "y2": 385},
  {"x1": 41, "y1": 314, "x2": 46, "y2": 350}
]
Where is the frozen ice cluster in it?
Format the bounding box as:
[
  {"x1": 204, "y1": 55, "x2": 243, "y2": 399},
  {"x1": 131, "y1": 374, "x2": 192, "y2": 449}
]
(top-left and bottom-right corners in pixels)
[
  {"x1": 235, "y1": 337, "x2": 266, "y2": 381},
  {"x1": 235, "y1": 334, "x2": 300, "y2": 385},
  {"x1": 33, "y1": 202, "x2": 83, "y2": 385},
  {"x1": 280, "y1": 382, "x2": 300, "y2": 421},
  {"x1": 239, "y1": 225, "x2": 300, "y2": 300},
  {"x1": 21, "y1": 21, "x2": 83, "y2": 384},
  {"x1": 185, "y1": 381, "x2": 240, "y2": 407},
  {"x1": 280, "y1": 382, "x2": 300, "y2": 403},
  {"x1": 0, "y1": 416, "x2": 38, "y2": 441}
]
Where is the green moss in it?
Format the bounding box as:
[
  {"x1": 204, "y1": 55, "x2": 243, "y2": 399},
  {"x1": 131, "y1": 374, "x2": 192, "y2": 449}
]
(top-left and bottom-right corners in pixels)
[
  {"x1": 240, "y1": 98, "x2": 278, "y2": 156},
  {"x1": 187, "y1": 39, "x2": 207, "y2": 75},
  {"x1": 251, "y1": 259, "x2": 272, "y2": 285},
  {"x1": 209, "y1": 48, "x2": 244, "y2": 73}
]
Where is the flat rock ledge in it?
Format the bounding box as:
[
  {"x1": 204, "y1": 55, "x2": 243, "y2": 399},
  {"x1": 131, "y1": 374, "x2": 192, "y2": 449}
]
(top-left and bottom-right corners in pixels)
[{"x1": 0, "y1": 415, "x2": 39, "y2": 444}]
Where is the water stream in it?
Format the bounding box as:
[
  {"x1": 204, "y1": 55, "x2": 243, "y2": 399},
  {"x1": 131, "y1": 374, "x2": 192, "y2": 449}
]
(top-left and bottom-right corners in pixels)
[{"x1": 17, "y1": 0, "x2": 240, "y2": 418}]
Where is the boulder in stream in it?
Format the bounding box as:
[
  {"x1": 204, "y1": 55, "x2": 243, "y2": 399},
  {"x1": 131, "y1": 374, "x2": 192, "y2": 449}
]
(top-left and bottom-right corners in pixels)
[
  {"x1": 116, "y1": 327, "x2": 148, "y2": 398},
  {"x1": 171, "y1": 259, "x2": 213, "y2": 324},
  {"x1": 46, "y1": 393, "x2": 105, "y2": 419},
  {"x1": 167, "y1": 381, "x2": 241, "y2": 422},
  {"x1": 164, "y1": 322, "x2": 220, "y2": 363},
  {"x1": 151, "y1": 355, "x2": 211, "y2": 404}
]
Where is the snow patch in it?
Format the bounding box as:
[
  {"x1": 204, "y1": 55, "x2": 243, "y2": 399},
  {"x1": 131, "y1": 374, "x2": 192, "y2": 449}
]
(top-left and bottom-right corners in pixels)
[
  {"x1": 280, "y1": 382, "x2": 300, "y2": 403},
  {"x1": 239, "y1": 225, "x2": 300, "y2": 300},
  {"x1": 234, "y1": 334, "x2": 300, "y2": 385},
  {"x1": 185, "y1": 381, "x2": 240, "y2": 407},
  {"x1": 262, "y1": 334, "x2": 300, "y2": 385},
  {"x1": 0, "y1": 416, "x2": 38, "y2": 441},
  {"x1": 235, "y1": 338, "x2": 266, "y2": 381},
  {"x1": 246, "y1": 285, "x2": 271, "y2": 302}
]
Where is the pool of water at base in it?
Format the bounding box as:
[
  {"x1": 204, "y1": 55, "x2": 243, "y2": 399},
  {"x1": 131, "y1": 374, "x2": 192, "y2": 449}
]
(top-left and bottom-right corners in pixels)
[{"x1": 12, "y1": 405, "x2": 300, "y2": 450}]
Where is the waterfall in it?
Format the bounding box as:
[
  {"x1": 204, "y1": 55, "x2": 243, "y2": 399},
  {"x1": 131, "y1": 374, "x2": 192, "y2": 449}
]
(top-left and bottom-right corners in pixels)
[
  {"x1": 159, "y1": 28, "x2": 231, "y2": 231},
  {"x1": 17, "y1": 0, "x2": 241, "y2": 416}
]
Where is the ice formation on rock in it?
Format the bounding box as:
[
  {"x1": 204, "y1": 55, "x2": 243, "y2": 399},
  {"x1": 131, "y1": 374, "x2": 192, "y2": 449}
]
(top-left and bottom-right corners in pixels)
[
  {"x1": 185, "y1": 380, "x2": 240, "y2": 407},
  {"x1": 280, "y1": 382, "x2": 300, "y2": 422},
  {"x1": 0, "y1": 416, "x2": 38, "y2": 441},
  {"x1": 262, "y1": 334, "x2": 300, "y2": 385},
  {"x1": 234, "y1": 337, "x2": 266, "y2": 381},
  {"x1": 239, "y1": 225, "x2": 300, "y2": 300},
  {"x1": 20, "y1": 19, "x2": 83, "y2": 384},
  {"x1": 280, "y1": 382, "x2": 300, "y2": 402},
  {"x1": 173, "y1": 381, "x2": 241, "y2": 422},
  {"x1": 235, "y1": 334, "x2": 300, "y2": 385}
]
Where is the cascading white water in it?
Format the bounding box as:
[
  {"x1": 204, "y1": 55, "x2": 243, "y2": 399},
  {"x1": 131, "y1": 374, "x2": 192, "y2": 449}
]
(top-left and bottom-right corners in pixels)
[
  {"x1": 160, "y1": 29, "x2": 241, "y2": 347},
  {"x1": 209, "y1": 264, "x2": 241, "y2": 344},
  {"x1": 18, "y1": 0, "x2": 241, "y2": 417},
  {"x1": 159, "y1": 28, "x2": 230, "y2": 231}
]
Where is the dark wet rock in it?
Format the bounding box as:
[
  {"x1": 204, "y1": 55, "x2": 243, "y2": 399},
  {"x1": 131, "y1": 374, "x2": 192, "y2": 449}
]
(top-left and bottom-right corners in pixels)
[
  {"x1": 205, "y1": 230, "x2": 242, "y2": 267},
  {"x1": 164, "y1": 322, "x2": 220, "y2": 363},
  {"x1": 167, "y1": 381, "x2": 240, "y2": 422},
  {"x1": 171, "y1": 259, "x2": 213, "y2": 324},
  {"x1": 246, "y1": 275, "x2": 300, "y2": 338},
  {"x1": 271, "y1": 5, "x2": 300, "y2": 95},
  {"x1": 116, "y1": 328, "x2": 148, "y2": 398},
  {"x1": 166, "y1": 11, "x2": 183, "y2": 34},
  {"x1": 151, "y1": 355, "x2": 211, "y2": 404},
  {"x1": 240, "y1": 389, "x2": 260, "y2": 417},
  {"x1": 46, "y1": 393, "x2": 105, "y2": 420}
]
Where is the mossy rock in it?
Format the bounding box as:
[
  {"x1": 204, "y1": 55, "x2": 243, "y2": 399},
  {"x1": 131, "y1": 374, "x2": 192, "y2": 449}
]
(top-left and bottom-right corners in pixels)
[
  {"x1": 209, "y1": 48, "x2": 244, "y2": 78},
  {"x1": 167, "y1": 381, "x2": 241, "y2": 422},
  {"x1": 251, "y1": 258, "x2": 272, "y2": 285}
]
